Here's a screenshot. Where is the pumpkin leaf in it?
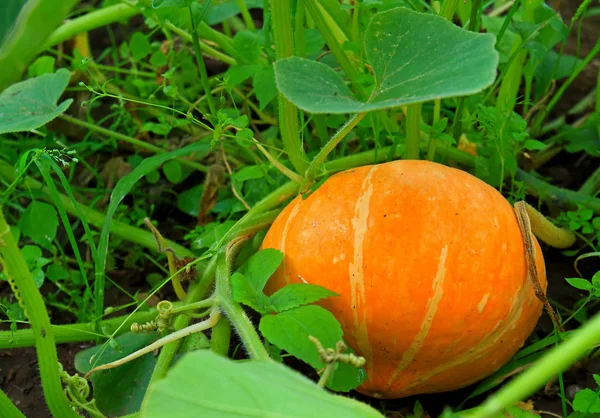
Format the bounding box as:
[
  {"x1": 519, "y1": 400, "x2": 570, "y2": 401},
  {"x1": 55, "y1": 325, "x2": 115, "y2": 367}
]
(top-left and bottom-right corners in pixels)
[
  {"x1": 231, "y1": 272, "x2": 271, "y2": 315},
  {"x1": 0, "y1": 69, "x2": 73, "y2": 133},
  {"x1": 269, "y1": 283, "x2": 339, "y2": 313},
  {"x1": 259, "y1": 305, "x2": 342, "y2": 370},
  {"x1": 0, "y1": 0, "x2": 78, "y2": 91},
  {"x1": 236, "y1": 248, "x2": 283, "y2": 293},
  {"x1": 141, "y1": 349, "x2": 384, "y2": 418},
  {"x1": 274, "y1": 7, "x2": 498, "y2": 114},
  {"x1": 566, "y1": 278, "x2": 593, "y2": 293},
  {"x1": 75, "y1": 332, "x2": 159, "y2": 416}
]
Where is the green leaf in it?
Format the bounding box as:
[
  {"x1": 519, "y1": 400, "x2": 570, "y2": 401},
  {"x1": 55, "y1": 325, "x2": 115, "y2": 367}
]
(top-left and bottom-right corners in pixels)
[
  {"x1": 191, "y1": 220, "x2": 237, "y2": 250},
  {"x1": 130, "y1": 32, "x2": 151, "y2": 61},
  {"x1": 573, "y1": 389, "x2": 600, "y2": 413},
  {"x1": 162, "y1": 160, "x2": 191, "y2": 184},
  {"x1": 326, "y1": 348, "x2": 368, "y2": 392},
  {"x1": 253, "y1": 65, "x2": 277, "y2": 110},
  {"x1": 523, "y1": 139, "x2": 546, "y2": 151},
  {"x1": 566, "y1": 278, "x2": 593, "y2": 292},
  {"x1": 233, "y1": 30, "x2": 263, "y2": 63},
  {"x1": 205, "y1": 0, "x2": 263, "y2": 25},
  {"x1": 269, "y1": 283, "x2": 339, "y2": 313},
  {"x1": 0, "y1": 69, "x2": 73, "y2": 134},
  {"x1": 75, "y1": 332, "x2": 159, "y2": 416},
  {"x1": 274, "y1": 7, "x2": 498, "y2": 114},
  {"x1": 0, "y1": 0, "x2": 78, "y2": 91},
  {"x1": 152, "y1": 0, "x2": 194, "y2": 7},
  {"x1": 141, "y1": 350, "x2": 384, "y2": 418},
  {"x1": 232, "y1": 165, "x2": 264, "y2": 183},
  {"x1": 225, "y1": 64, "x2": 259, "y2": 91},
  {"x1": 19, "y1": 201, "x2": 58, "y2": 247},
  {"x1": 236, "y1": 248, "x2": 283, "y2": 293},
  {"x1": 27, "y1": 55, "x2": 55, "y2": 78},
  {"x1": 259, "y1": 305, "x2": 343, "y2": 369},
  {"x1": 46, "y1": 264, "x2": 69, "y2": 282},
  {"x1": 0, "y1": 0, "x2": 27, "y2": 45},
  {"x1": 150, "y1": 50, "x2": 168, "y2": 66},
  {"x1": 231, "y1": 272, "x2": 271, "y2": 314},
  {"x1": 177, "y1": 184, "x2": 204, "y2": 216}
]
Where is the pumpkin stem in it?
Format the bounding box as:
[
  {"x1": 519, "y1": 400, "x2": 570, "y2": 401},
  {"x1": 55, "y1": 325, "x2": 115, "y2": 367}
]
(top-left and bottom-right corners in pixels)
[
  {"x1": 514, "y1": 202, "x2": 564, "y2": 332},
  {"x1": 517, "y1": 202, "x2": 576, "y2": 249}
]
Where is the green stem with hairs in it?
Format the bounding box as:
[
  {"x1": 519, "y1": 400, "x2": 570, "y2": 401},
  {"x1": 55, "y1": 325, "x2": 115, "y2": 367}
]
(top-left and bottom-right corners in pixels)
[
  {"x1": 404, "y1": 103, "x2": 422, "y2": 159},
  {"x1": 60, "y1": 115, "x2": 208, "y2": 173},
  {"x1": 271, "y1": 0, "x2": 309, "y2": 174},
  {"x1": 579, "y1": 166, "x2": 600, "y2": 197},
  {"x1": 0, "y1": 159, "x2": 195, "y2": 258},
  {"x1": 0, "y1": 209, "x2": 80, "y2": 418},
  {"x1": 305, "y1": 112, "x2": 367, "y2": 180},
  {"x1": 189, "y1": 4, "x2": 217, "y2": 117},
  {"x1": 468, "y1": 311, "x2": 600, "y2": 418},
  {"x1": 0, "y1": 387, "x2": 25, "y2": 418},
  {"x1": 215, "y1": 241, "x2": 270, "y2": 361}
]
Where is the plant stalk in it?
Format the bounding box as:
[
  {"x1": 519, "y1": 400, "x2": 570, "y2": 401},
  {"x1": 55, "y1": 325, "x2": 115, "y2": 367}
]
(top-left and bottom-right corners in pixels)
[
  {"x1": 404, "y1": 103, "x2": 423, "y2": 159},
  {"x1": 271, "y1": 0, "x2": 309, "y2": 174},
  {"x1": 305, "y1": 112, "x2": 367, "y2": 180},
  {"x1": 189, "y1": 5, "x2": 217, "y2": 117},
  {"x1": 0, "y1": 209, "x2": 80, "y2": 418},
  {"x1": 0, "y1": 387, "x2": 25, "y2": 418}
]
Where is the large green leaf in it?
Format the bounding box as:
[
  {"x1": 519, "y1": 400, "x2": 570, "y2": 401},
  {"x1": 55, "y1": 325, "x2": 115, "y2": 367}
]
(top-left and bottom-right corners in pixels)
[
  {"x1": 75, "y1": 332, "x2": 160, "y2": 416},
  {"x1": 0, "y1": 0, "x2": 78, "y2": 91},
  {"x1": 0, "y1": 68, "x2": 72, "y2": 134},
  {"x1": 140, "y1": 350, "x2": 384, "y2": 418},
  {"x1": 274, "y1": 7, "x2": 498, "y2": 114}
]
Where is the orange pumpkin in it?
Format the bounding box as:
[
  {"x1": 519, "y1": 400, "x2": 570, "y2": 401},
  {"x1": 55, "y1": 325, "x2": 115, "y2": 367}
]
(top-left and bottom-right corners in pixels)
[{"x1": 261, "y1": 159, "x2": 546, "y2": 399}]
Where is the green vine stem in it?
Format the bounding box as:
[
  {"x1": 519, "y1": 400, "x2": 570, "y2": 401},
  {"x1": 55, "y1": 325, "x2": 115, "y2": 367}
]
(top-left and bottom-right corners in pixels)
[
  {"x1": 304, "y1": 0, "x2": 360, "y2": 86},
  {"x1": 44, "y1": 2, "x2": 139, "y2": 48},
  {"x1": 209, "y1": 312, "x2": 233, "y2": 356},
  {"x1": 532, "y1": 37, "x2": 600, "y2": 134},
  {"x1": 236, "y1": 0, "x2": 255, "y2": 30},
  {"x1": 0, "y1": 159, "x2": 195, "y2": 258},
  {"x1": 148, "y1": 210, "x2": 282, "y2": 382},
  {"x1": 0, "y1": 209, "x2": 80, "y2": 418},
  {"x1": 468, "y1": 310, "x2": 600, "y2": 418},
  {"x1": 440, "y1": 0, "x2": 459, "y2": 20},
  {"x1": 271, "y1": 0, "x2": 309, "y2": 174},
  {"x1": 404, "y1": 103, "x2": 422, "y2": 159},
  {"x1": 148, "y1": 256, "x2": 218, "y2": 384},
  {"x1": 0, "y1": 387, "x2": 25, "y2": 418},
  {"x1": 452, "y1": 0, "x2": 481, "y2": 140},
  {"x1": 189, "y1": 4, "x2": 217, "y2": 117},
  {"x1": 294, "y1": 0, "x2": 306, "y2": 57},
  {"x1": 515, "y1": 169, "x2": 600, "y2": 214},
  {"x1": 304, "y1": 112, "x2": 367, "y2": 180},
  {"x1": 86, "y1": 307, "x2": 222, "y2": 376},
  {"x1": 215, "y1": 238, "x2": 271, "y2": 361},
  {"x1": 0, "y1": 309, "x2": 159, "y2": 349}
]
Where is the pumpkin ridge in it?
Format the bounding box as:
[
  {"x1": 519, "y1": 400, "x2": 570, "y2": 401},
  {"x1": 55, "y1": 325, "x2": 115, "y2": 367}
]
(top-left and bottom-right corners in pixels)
[
  {"x1": 402, "y1": 267, "x2": 535, "y2": 393},
  {"x1": 384, "y1": 245, "x2": 449, "y2": 392},
  {"x1": 349, "y1": 165, "x2": 378, "y2": 376}
]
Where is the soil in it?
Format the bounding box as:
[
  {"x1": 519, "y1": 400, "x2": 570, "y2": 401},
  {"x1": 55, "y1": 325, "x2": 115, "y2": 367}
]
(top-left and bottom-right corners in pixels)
[{"x1": 1, "y1": 3, "x2": 599, "y2": 418}]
